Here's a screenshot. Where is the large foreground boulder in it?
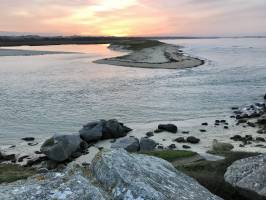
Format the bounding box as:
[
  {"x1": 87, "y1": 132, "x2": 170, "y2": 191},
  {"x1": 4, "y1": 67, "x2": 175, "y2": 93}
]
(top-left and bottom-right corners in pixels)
[
  {"x1": 91, "y1": 149, "x2": 222, "y2": 200},
  {"x1": 111, "y1": 137, "x2": 140, "y2": 152},
  {"x1": 0, "y1": 166, "x2": 109, "y2": 200},
  {"x1": 0, "y1": 149, "x2": 221, "y2": 200},
  {"x1": 41, "y1": 134, "x2": 82, "y2": 162},
  {"x1": 224, "y1": 154, "x2": 266, "y2": 200}
]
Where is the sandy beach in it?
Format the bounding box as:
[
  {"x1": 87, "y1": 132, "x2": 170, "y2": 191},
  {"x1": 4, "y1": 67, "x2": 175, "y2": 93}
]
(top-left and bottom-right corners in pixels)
[{"x1": 94, "y1": 42, "x2": 204, "y2": 69}]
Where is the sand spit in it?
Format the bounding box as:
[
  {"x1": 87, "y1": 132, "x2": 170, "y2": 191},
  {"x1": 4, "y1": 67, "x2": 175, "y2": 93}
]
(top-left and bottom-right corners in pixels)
[{"x1": 94, "y1": 42, "x2": 204, "y2": 69}]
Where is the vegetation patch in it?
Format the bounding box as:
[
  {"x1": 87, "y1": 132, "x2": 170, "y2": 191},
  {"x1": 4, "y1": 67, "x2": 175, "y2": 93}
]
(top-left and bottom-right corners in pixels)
[
  {"x1": 0, "y1": 164, "x2": 36, "y2": 183},
  {"x1": 141, "y1": 150, "x2": 197, "y2": 162},
  {"x1": 176, "y1": 151, "x2": 260, "y2": 200},
  {"x1": 111, "y1": 39, "x2": 163, "y2": 51}
]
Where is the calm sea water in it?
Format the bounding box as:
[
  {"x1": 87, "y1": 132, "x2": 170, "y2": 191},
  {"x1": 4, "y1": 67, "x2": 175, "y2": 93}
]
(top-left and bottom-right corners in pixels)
[{"x1": 0, "y1": 38, "x2": 265, "y2": 144}]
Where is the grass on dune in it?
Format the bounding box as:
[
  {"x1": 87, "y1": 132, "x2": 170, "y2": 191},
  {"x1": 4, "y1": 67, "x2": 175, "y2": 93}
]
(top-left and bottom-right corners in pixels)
[
  {"x1": 0, "y1": 164, "x2": 36, "y2": 184},
  {"x1": 111, "y1": 39, "x2": 163, "y2": 51},
  {"x1": 141, "y1": 150, "x2": 197, "y2": 162}
]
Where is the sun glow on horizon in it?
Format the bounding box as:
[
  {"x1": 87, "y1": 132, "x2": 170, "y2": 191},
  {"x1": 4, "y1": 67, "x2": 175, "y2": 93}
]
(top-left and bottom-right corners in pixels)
[{"x1": 1, "y1": 0, "x2": 266, "y2": 36}]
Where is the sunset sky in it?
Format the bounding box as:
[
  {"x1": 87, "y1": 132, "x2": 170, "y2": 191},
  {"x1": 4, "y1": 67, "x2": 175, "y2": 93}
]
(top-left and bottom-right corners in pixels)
[{"x1": 1, "y1": 0, "x2": 266, "y2": 36}]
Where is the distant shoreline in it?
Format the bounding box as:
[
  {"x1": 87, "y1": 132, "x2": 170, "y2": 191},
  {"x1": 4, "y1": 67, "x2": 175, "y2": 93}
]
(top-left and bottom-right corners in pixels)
[
  {"x1": 0, "y1": 36, "x2": 204, "y2": 69},
  {"x1": 1, "y1": 35, "x2": 265, "y2": 47}
]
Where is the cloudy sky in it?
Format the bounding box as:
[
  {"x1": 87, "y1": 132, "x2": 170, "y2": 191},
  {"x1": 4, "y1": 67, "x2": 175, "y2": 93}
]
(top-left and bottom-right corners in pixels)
[{"x1": 1, "y1": 0, "x2": 266, "y2": 36}]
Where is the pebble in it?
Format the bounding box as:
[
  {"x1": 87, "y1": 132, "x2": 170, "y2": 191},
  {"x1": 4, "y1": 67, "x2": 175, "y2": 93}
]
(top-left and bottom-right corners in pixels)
[{"x1": 22, "y1": 137, "x2": 35, "y2": 141}]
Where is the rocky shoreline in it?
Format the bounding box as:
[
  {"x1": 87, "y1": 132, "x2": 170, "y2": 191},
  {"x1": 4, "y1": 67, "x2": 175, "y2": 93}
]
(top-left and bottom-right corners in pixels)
[{"x1": 1, "y1": 93, "x2": 266, "y2": 199}]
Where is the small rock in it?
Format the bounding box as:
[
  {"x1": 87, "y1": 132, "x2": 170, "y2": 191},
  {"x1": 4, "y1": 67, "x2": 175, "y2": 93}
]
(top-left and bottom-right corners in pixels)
[
  {"x1": 146, "y1": 132, "x2": 154, "y2": 137},
  {"x1": 187, "y1": 136, "x2": 200, "y2": 144},
  {"x1": 224, "y1": 126, "x2": 229, "y2": 129},
  {"x1": 157, "y1": 145, "x2": 164, "y2": 149},
  {"x1": 0, "y1": 153, "x2": 16, "y2": 162},
  {"x1": 140, "y1": 137, "x2": 157, "y2": 151},
  {"x1": 34, "y1": 151, "x2": 42, "y2": 154},
  {"x1": 168, "y1": 144, "x2": 177, "y2": 149},
  {"x1": 238, "y1": 119, "x2": 247, "y2": 123},
  {"x1": 199, "y1": 129, "x2": 206, "y2": 132},
  {"x1": 182, "y1": 145, "x2": 191, "y2": 149},
  {"x1": 239, "y1": 144, "x2": 245, "y2": 147},
  {"x1": 111, "y1": 137, "x2": 140, "y2": 152},
  {"x1": 174, "y1": 137, "x2": 186, "y2": 143},
  {"x1": 257, "y1": 114, "x2": 266, "y2": 125},
  {"x1": 247, "y1": 122, "x2": 256, "y2": 127},
  {"x1": 220, "y1": 120, "x2": 226, "y2": 123},
  {"x1": 212, "y1": 139, "x2": 234, "y2": 152},
  {"x1": 154, "y1": 129, "x2": 164, "y2": 133},
  {"x1": 158, "y1": 124, "x2": 178, "y2": 133},
  {"x1": 82, "y1": 162, "x2": 90, "y2": 167},
  {"x1": 28, "y1": 142, "x2": 38, "y2": 146},
  {"x1": 182, "y1": 131, "x2": 190, "y2": 134},
  {"x1": 256, "y1": 137, "x2": 266, "y2": 142},
  {"x1": 231, "y1": 107, "x2": 239, "y2": 110},
  {"x1": 18, "y1": 155, "x2": 29, "y2": 162},
  {"x1": 21, "y1": 137, "x2": 35, "y2": 141},
  {"x1": 201, "y1": 122, "x2": 208, "y2": 126},
  {"x1": 230, "y1": 135, "x2": 242, "y2": 141},
  {"x1": 257, "y1": 129, "x2": 265, "y2": 134},
  {"x1": 26, "y1": 156, "x2": 47, "y2": 167},
  {"x1": 245, "y1": 135, "x2": 253, "y2": 141},
  {"x1": 255, "y1": 144, "x2": 265, "y2": 147}
]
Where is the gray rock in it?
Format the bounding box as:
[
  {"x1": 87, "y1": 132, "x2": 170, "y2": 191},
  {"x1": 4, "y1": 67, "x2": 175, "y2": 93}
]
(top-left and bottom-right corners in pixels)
[
  {"x1": 187, "y1": 136, "x2": 200, "y2": 144},
  {"x1": 0, "y1": 153, "x2": 16, "y2": 162},
  {"x1": 0, "y1": 149, "x2": 222, "y2": 200},
  {"x1": 41, "y1": 134, "x2": 82, "y2": 162},
  {"x1": 21, "y1": 137, "x2": 35, "y2": 141},
  {"x1": 212, "y1": 139, "x2": 234, "y2": 152},
  {"x1": 158, "y1": 124, "x2": 178, "y2": 133},
  {"x1": 139, "y1": 137, "x2": 156, "y2": 151},
  {"x1": 175, "y1": 137, "x2": 186, "y2": 143},
  {"x1": 102, "y1": 119, "x2": 132, "y2": 139},
  {"x1": 111, "y1": 137, "x2": 140, "y2": 152},
  {"x1": 146, "y1": 131, "x2": 154, "y2": 137},
  {"x1": 225, "y1": 154, "x2": 266, "y2": 199},
  {"x1": 258, "y1": 114, "x2": 266, "y2": 125},
  {"x1": 79, "y1": 120, "x2": 105, "y2": 142},
  {"x1": 0, "y1": 165, "x2": 110, "y2": 200},
  {"x1": 91, "y1": 149, "x2": 222, "y2": 200}
]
